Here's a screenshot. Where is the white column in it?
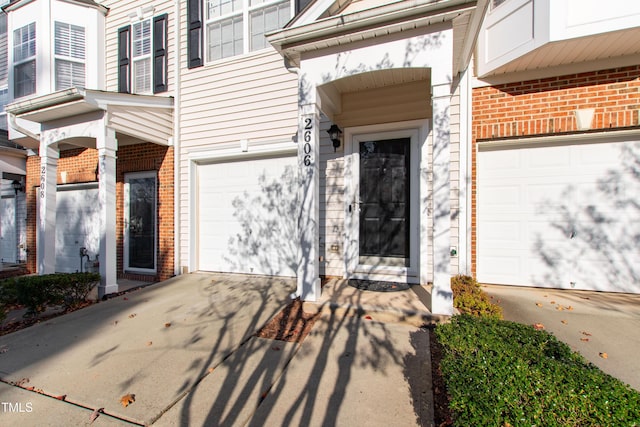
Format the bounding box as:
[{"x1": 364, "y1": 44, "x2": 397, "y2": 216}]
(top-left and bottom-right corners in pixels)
[
  {"x1": 297, "y1": 101, "x2": 321, "y2": 301},
  {"x1": 431, "y1": 83, "x2": 453, "y2": 315},
  {"x1": 38, "y1": 142, "x2": 58, "y2": 275},
  {"x1": 97, "y1": 126, "x2": 118, "y2": 297}
]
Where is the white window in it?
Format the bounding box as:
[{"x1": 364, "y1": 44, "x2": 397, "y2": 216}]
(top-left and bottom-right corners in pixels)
[
  {"x1": 132, "y1": 19, "x2": 152, "y2": 94},
  {"x1": 205, "y1": 0, "x2": 290, "y2": 61},
  {"x1": 13, "y1": 22, "x2": 36, "y2": 98},
  {"x1": 54, "y1": 22, "x2": 85, "y2": 90}
]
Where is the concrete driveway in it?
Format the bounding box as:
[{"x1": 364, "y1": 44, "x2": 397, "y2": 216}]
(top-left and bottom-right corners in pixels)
[
  {"x1": 483, "y1": 284, "x2": 640, "y2": 391},
  {"x1": 0, "y1": 274, "x2": 434, "y2": 427},
  {"x1": 0, "y1": 273, "x2": 295, "y2": 426}
]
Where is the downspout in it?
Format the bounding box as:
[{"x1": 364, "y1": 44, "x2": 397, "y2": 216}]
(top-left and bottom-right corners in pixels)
[
  {"x1": 173, "y1": 0, "x2": 181, "y2": 276},
  {"x1": 8, "y1": 113, "x2": 40, "y2": 141}
]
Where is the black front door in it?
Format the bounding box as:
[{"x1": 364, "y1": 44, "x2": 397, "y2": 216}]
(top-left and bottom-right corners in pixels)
[{"x1": 359, "y1": 138, "x2": 410, "y2": 266}]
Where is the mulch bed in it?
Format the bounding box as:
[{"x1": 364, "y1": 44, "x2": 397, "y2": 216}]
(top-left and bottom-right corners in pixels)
[
  {"x1": 0, "y1": 301, "x2": 95, "y2": 337},
  {"x1": 429, "y1": 327, "x2": 453, "y2": 426},
  {"x1": 255, "y1": 298, "x2": 319, "y2": 343},
  {"x1": 348, "y1": 279, "x2": 410, "y2": 292}
]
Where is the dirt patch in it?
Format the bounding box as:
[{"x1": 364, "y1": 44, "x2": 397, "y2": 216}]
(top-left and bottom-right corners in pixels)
[
  {"x1": 1, "y1": 300, "x2": 95, "y2": 337},
  {"x1": 429, "y1": 327, "x2": 453, "y2": 426},
  {"x1": 256, "y1": 298, "x2": 319, "y2": 343}
]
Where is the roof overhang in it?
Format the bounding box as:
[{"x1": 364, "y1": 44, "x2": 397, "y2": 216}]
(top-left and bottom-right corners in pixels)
[
  {"x1": 268, "y1": 0, "x2": 486, "y2": 77},
  {"x1": 3, "y1": 0, "x2": 108, "y2": 14},
  {"x1": 5, "y1": 88, "x2": 174, "y2": 148}
]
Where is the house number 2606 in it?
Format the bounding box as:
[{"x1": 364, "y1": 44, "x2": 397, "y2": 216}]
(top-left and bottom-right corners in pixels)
[{"x1": 303, "y1": 118, "x2": 312, "y2": 167}]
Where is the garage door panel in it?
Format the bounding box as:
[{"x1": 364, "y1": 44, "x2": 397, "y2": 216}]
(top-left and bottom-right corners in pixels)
[
  {"x1": 478, "y1": 139, "x2": 639, "y2": 293},
  {"x1": 197, "y1": 155, "x2": 298, "y2": 277}
]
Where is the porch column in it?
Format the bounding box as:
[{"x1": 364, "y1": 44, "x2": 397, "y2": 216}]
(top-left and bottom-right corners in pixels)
[
  {"x1": 431, "y1": 83, "x2": 454, "y2": 315},
  {"x1": 97, "y1": 126, "x2": 118, "y2": 297},
  {"x1": 38, "y1": 141, "x2": 58, "y2": 275},
  {"x1": 297, "y1": 100, "x2": 321, "y2": 301}
]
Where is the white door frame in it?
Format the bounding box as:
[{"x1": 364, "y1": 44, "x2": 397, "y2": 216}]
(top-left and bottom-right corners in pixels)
[
  {"x1": 124, "y1": 171, "x2": 157, "y2": 274},
  {"x1": 344, "y1": 121, "x2": 423, "y2": 283}
]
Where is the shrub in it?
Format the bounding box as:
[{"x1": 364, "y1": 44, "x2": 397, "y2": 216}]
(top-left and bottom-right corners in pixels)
[
  {"x1": 0, "y1": 273, "x2": 100, "y2": 318},
  {"x1": 451, "y1": 275, "x2": 502, "y2": 319},
  {"x1": 435, "y1": 315, "x2": 640, "y2": 426}
]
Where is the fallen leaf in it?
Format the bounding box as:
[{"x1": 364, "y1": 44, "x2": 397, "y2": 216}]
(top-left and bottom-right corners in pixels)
[
  {"x1": 146, "y1": 341, "x2": 153, "y2": 346},
  {"x1": 207, "y1": 367, "x2": 215, "y2": 373},
  {"x1": 550, "y1": 301, "x2": 556, "y2": 304},
  {"x1": 25, "y1": 386, "x2": 34, "y2": 391},
  {"x1": 120, "y1": 394, "x2": 135, "y2": 407},
  {"x1": 580, "y1": 338, "x2": 590, "y2": 342},
  {"x1": 556, "y1": 306, "x2": 564, "y2": 311},
  {"x1": 123, "y1": 297, "x2": 128, "y2": 301},
  {"x1": 113, "y1": 320, "x2": 119, "y2": 326},
  {"x1": 533, "y1": 323, "x2": 545, "y2": 330},
  {"x1": 599, "y1": 352, "x2": 608, "y2": 359},
  {"x1": 364, "y1": 315, "x2": 372, "y2": 320},
  {"x1": 164, "y1": 322, "x2": 171, "y2": 328},
  {"x1": 561, "y1": 320, "x2": 568, "y2": 324},
  {"x1": 54, "y1": 395, "x2": 66, "y2": 401},
  {"x1": 128, "y1": 314, "x2": 137, "y2": 319},
  {"x1": 543, "y1": 295, "x2": 548, "y2": 298},
  {"x1": 567, "y1": 306, "x2": 574, "y2": 311},
  {"x1": 535, "y1": 303, "x2": 543, "y2": 307},
  {"x1": 90, "y1": 408, "x2": 104, "y2": 424},
  {"x1": 581, "y1": 331, "x2": 592, "y2": 336},
  {"x1": 272, "y1": 346, "x2": 280, "y2": 351}
]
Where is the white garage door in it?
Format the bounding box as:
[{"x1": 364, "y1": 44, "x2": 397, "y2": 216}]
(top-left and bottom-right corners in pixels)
[
  {"x1": 56, "y1": 185, "x2": 100, "y2": 273},
  {"x1": 197, "y1": 155, "x2": 298, "y2": 276},
  {"x1": 478, "y1": 138, "x2": 639, "y2": 293}
]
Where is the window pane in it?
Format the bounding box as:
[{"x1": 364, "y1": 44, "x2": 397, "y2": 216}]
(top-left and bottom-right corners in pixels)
[
  {"x1": 13, "y1": 23, "x2": 35, "y2": 63},
  {"x1": 207, "y1": 0, "x2": 242, "y2": 19},
  {"x1": 14, "y1": 59, "x2": 35, "y2": 98},
  {"x1": 55, "y1": 22, "x2": 85, "y2": 60},
  {"x1": 249, "y1": 1, "x2": 289, "y2": 51},
  {"x1": 133, "y1": 20, "x2": 151, "y2": 57},
  {"x1": 133, "y1": 57, "x2": 151, "y2": 93},
  {"x1": 55, "y1": 59, "x2": 85, "y2": 90},
  {"x1": 207, "y1": 16, "x2": 243, "y2": 60}
]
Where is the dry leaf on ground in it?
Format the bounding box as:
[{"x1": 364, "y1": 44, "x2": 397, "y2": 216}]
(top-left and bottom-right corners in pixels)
[
  {"x1": 535, "y1": 303, "x2": 543, "y2": 307},
  {"x1": 54, "y1": 395, "x2": 66, "y2": 401},
  {"x1": 581, "y1": 338, "x2": 590, "y2": 342},
  {"x1": 146, "y1": 341, "x2": 153, "y2": 346},
  {"x1": 581, "y1": 331, "x2": 592, "y2": 336},
  {"x1": 128, "y1": 314, "x2": 137, "y2": 319},
  {"x1": 164, "y1": 322, "x2": 171, "y2": 328},
  {"x1": 600, "y1": 352, "x2": 608, "y2": 359},
  {"x1": 561, "y1": 320, "x2": 568, "y2": 324},
  {"x1": 120, "y1": 394, "x2": 136, "y2": 407},
  {"x1": 533, "y1": 323, "x2": 545, "y2": 330}
]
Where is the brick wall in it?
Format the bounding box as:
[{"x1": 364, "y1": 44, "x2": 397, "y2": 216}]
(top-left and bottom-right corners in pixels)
[
  {"x1": 25, "y1": 143, "x2": 174, "y2": 282},
  {"x1": 471, "y1": 65, "x2": 640, "y2": 275}
]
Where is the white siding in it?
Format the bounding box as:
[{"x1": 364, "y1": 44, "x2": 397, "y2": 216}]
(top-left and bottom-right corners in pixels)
[
  {"x1": 102, "y1": 0, "x2": 176, "y2": 93},
  {"x1": 178, "y1": 9, "x2": 298, "y2": 271}
]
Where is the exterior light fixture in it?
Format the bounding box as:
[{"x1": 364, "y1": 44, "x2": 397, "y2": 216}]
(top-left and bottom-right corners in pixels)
[
  {"x1": 327, "y1": 124, "x2": 343, "y2": 152},
  {"x1": 11, "y1": 180, "x2": 24, "y2": 194}
]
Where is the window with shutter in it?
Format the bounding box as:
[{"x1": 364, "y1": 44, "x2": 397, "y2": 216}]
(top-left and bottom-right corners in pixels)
[
  {"x1": 54, "y1": 22, "x2": 85, "y2": 91},
  {"x1": 201, "y1": 0, "x2": 291, "y2": 63},
  {"x1": 119, "y1": 14, "x2": 168, "y2": 94},
  {"x1": 13, "y1": 22, "x2": 36, "y2": 98}
]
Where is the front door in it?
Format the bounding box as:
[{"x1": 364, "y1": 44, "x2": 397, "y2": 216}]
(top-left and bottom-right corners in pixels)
[
  {"x1": 347, "y1": 129, "x2": 418, "y2": 281},
  {"x1": 124, "y1": 172, "x2": 157, "y2": 273},
  {"x1": 359, "y1": 138, "x2": 410, "y2": 267}
]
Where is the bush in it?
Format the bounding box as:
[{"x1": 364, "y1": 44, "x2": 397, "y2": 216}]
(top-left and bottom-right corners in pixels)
[
  {"x1": 0, "y1": 273, "x2": 100, "y2": 318},
  {"x1": 435, "y1": 315, "x2": 640, "y2": 426},
  {"x1": 451, "y1": 275, "x2": 502, "y2": 319}
]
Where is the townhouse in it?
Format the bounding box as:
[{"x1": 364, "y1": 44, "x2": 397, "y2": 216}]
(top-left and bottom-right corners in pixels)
[{"x1": 1, "y1": 0, "x2": 637, "y2": 313}]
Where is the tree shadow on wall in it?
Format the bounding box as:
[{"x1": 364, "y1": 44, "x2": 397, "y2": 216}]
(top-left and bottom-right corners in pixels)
[
  {"x1": 223, "y1": 165, "x2": 299, "y2": 277},
  {"x1": 532, "y1": 142, "x2": 639, "y2": 292}
]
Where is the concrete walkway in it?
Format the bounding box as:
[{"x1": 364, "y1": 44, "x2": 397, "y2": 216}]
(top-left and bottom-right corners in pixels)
[
  {"x1": 0, "y1": 274, "x2": 435, "y2": 426},
  {"x1": 484, "y1": 284, "x2": 640, "y2": 391}
]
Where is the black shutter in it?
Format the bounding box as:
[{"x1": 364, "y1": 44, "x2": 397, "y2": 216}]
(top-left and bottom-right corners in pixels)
[
  {"x1": 118, "y1": 25, "x2": 131, "y2": 93},
  {"x1": 187, "y1": 0, "x2": 203, "y2": 69},
  {"x1": 153, "y1": 14, "x2": 168, "y2": 93}
]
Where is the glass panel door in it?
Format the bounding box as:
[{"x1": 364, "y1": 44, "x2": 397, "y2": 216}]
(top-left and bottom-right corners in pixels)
[
  {"x1": 125, "y1": 172, "x2": 156, "y2": 272},
  {"x1": 359, "y1": 138, "x2": 410, "y2": 267}
]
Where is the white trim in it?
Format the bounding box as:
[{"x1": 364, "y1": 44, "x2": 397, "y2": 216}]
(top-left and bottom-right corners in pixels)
[
  {"x1": 123, "y1": 171, "x2": 158, "y2": 274},
  {"x1": 477, "y1": 127, "x2": 640, "y2": 151},
  {"x1": 344, "y1": 121, "x2": 424, "y2": 283}
]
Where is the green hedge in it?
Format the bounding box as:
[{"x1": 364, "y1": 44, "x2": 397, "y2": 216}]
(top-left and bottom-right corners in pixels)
[
  {"x1": 435, "y1": 315, "x2": 640, "y2": 426},
  {"x1": 0, "y1": 272, "x2": 100, "y2": 319}
]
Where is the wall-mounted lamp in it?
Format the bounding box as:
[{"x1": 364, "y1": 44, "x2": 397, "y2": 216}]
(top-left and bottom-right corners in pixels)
[
  {"x1": 327, "y1": 124, "x2": 343, "y2": 152},
  {"x1": 11, "y1": 180, "x2": 24, "y2": 195}
]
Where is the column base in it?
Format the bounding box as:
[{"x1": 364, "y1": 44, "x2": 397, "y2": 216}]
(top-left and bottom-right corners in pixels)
[
  {"x1": 98, "y1": 282, "x2": 119, "y2": 299},
  {"x1": 297, "y1": 277, "x2": 322, "y2": 302}
]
